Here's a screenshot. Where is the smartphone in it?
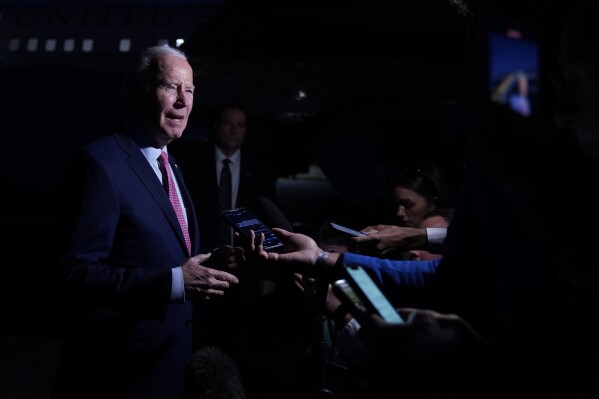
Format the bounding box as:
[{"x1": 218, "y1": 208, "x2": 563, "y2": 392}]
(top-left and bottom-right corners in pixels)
[
  {"x1": 335, "y1": 261, "x2": 404, "y2": 325},
  {"x1": 221, "y1": 207, "x2": 284, "y2": 252},
  {"x1": 330, "y1": 222, "x2": 367, "y2": 237},
  {"x1": 332, "y1": 279, "x2": 369, "y2": 314}
]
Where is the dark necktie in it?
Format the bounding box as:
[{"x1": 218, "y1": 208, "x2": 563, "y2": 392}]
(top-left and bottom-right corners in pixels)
[
  {"x1": 218, "y1": 159, "x2": 232, "y2": 245},
  {"x1": 158, "y1": 152, "x2": 191, "y2": 255}
]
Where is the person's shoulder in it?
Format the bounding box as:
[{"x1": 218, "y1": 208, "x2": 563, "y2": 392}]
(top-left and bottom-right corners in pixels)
[
  {"x1": 83, "y1": 132, "x2": 143, "y2": 163},
  {"x1": 64, "y1": 133, "x2": 120, "y2": 170},
  {"x1": 84, "y1": 132, "x2": 121, "y2": 151}
]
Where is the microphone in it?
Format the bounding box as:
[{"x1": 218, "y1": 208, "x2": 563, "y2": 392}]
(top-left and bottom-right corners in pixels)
[
  {"x1": 184, "y1": 346, "x2": 246, "y2": 399},
  {"x1": 256, "y1": 196, "x2": 293, "y2": 232}
]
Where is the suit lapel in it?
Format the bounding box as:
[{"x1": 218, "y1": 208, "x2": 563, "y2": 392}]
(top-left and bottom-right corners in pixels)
[{"x1": 115, "y1": 133, "x2": 190, "y2": 256}]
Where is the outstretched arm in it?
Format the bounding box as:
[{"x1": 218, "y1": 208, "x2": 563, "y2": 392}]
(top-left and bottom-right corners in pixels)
[{"x1": 351, "y1": 224, "x2": 430, "y2": 255}]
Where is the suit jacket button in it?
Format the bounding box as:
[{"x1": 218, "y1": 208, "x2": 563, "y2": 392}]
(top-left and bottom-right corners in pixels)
[{"x1": 185, "y1": 318, "x2": 193, "y2": 327}]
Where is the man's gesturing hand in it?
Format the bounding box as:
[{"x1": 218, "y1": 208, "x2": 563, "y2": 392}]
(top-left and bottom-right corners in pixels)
[{"x1": 182, "y1": 253, "x2": 239, "y2": 301}]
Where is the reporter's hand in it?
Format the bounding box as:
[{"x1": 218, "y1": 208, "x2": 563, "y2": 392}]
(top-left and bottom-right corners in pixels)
[
  {"x1": 182, "y1": 253, "x2": 239, "y2": 301},
  {"x1": 351, "y1": 224, "x2": 427, "y2": 255},
  {"x1": 249, "y1": 228, "x2": 323, "y2": 275},
  {"x1": 293, "y1": 273, "x2": 318, "y2": 306}
]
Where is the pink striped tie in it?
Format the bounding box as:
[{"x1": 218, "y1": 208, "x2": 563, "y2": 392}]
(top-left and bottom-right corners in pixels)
[{"x1": 158, "y1": 152, "x2": 191, "y2": 255}]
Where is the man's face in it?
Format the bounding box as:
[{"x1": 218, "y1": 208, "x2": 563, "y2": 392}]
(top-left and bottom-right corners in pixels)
[
  {"x1": 144, "y1": 54, "x2": 194, "y2": 147},
  {"x1": 215, "y1": 108, "x2": 247, "y2": 152}
]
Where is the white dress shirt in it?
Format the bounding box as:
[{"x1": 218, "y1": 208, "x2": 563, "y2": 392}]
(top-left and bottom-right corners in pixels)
[{"x1": 140, "y1": 145, "x2": 185, "y2": 303}]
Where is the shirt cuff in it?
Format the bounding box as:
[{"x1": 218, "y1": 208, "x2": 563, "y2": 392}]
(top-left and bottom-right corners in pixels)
[
  {"x1": 426, "y1": 227, "x2": 447, "y2": 245},
  {"x1": 171, "y1": 267, "x2": 185, "y2": 303}
]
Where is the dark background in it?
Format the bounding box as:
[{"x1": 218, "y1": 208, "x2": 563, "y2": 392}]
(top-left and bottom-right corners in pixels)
[
  {"x1": 0, "y1": 0, "x2": 567, "y2": 397},
  {"x1": 0, "y1": 0, "x2": 556, "y2": 338}
]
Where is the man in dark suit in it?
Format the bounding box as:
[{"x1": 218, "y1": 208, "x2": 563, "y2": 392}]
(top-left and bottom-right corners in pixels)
[{"x1": 51, "y1": 45, "x2": 241, "y2": 399}]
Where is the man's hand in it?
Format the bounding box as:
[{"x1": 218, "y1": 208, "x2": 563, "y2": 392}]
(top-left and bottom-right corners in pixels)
[
  {"x1": 182, "y1": 253, "x2": 239, "y2": 301},
  {"x1": 351, "y1": 224, "x2": 427, "y2": 255},
  {"x1": 249, "y1": 228, "x2": 323, "y2": 275}
]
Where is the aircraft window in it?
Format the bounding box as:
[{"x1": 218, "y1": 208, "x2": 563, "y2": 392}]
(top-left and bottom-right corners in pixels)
[
  {"x1": 45, "y1": 39, "x2": 57, "y2": 52},
  {"x1": 119, "y1": 39, "x2": 131, "y2": 53},
  {"x1": 82, "y1": 39, "x2": 93, "y2": 52},
  {"x1": 8, "y1": 39, "x2": 19, "y2": 51},
  {"x1": 64, "y1": 39, "x2": 75, "y2": 52},
  {"x1": 26, "y1": 38, "x2": 38, "y2": 52}
]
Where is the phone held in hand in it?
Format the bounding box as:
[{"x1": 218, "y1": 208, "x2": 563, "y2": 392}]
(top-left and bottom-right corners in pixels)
[
  {"x1": 329, "y1": 222, "x2": 367, "y2": 237},
  {"x1": 333, "y1": 261, "x2": 404, "y2": 325},
  {"x1": 221, "y1": 207, "x2": 284, "y2": 252}
]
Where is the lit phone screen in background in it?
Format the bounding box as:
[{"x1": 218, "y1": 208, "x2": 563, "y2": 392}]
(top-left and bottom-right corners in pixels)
[
  {"x1": 342, "y1": 261, "x2": 404, "y2": 325},
  {"x1": 488, "y1": 24, "x2": 540, "y2": 118}
]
